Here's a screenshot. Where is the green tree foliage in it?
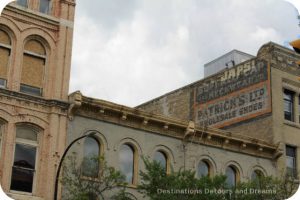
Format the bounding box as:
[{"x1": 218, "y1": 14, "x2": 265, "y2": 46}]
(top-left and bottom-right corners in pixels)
[
  {"x1": 138, "y1": 157, "x2": 299, "y2": 200},
  {"x1": 60, "y1": 154, "x2": 134, "y2": 200}
]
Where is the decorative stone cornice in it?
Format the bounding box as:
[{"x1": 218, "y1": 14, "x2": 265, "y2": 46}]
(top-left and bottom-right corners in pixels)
[
  {"x1": 69, "y1": 92, "x2": 279, "y2": 159},
  {"x1": 3, "y1": 4, "x2": 60, "y2": 32},
  {"x1": 0, "y1": 88, "x2": 69, "y2": 111}
]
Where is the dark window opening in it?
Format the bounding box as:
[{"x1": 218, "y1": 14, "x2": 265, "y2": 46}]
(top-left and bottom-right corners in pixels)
[
  {"x1": 286, "y1": 145, "x2": 297, "y2": 178},
  {"x1": 20, "y1": 84, "x2": 42, "y2": 96},
  {"x1": 0, "y1": 78, "x2": 6, "y2": 88},
  {"x1": 10, "y1": 143, "x2": 36, "y2": 193},
  {"x1": 284, "y1": 90, "x2": 294, "y2": 121}
]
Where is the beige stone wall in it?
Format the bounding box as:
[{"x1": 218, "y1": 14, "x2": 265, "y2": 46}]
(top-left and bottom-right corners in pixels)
[
  {"x1": 1, "y1": 1, "x2": 75, "y2": 100},
  {"x1": 67, "y1": 115, "x2": 277, "y2": 199},
  {"x1": 0, "y1": 91, "x2": 69, "y2": 200},
  {"x1": 0, "y1": 1, "x2": 75, "y2": 200}
]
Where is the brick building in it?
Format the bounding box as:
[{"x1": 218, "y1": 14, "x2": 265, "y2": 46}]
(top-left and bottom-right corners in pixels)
[
  {"x1": 0, "y1": 1, "x2": 75, "y2": 199},
  {"x1": 138, "y1": 42, "x2": 300, "y2": 179},
  {"x1": 0, "y1": 1, "x2": 299, "y2": 200}
]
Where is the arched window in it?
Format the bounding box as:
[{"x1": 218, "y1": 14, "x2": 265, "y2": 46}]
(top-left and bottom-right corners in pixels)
[
  {"x1": 197, "y1": 160, "x2": 210, "y2": 178},
  {"x1": 0, "y1": 29, "x2": 11, "y2": 88},
  {"x1": 154, "y1": 151, "x2": 167, "y2": 171},
  {"x1": 16, "y1": 0, "x2": 28, "y2": 8},
  {"x1": 119, "y1": 144, "x2": 135, "y2": 184},
  {"x1": 20, "y1": 39, "x2": 46, "y2": 96},
  {"x1": 82, "y1": 137, "x2": 100, "y2": 178},
  {"x1": 39, "y1": 0, "x2": 51, "y2": 14},
  {"x1": 10, "y1": 125, "x2": 39, "y2": 193},
  {"x1": 225, "y1": 166, "x2": 238, "y2": 187},
  {"x1": 251, "y1": 169, "x2": 264, "y2": 180}
]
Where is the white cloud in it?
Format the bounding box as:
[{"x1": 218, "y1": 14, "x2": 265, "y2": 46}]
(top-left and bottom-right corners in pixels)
[{"x1": 70, "y1": 0, "x2": 300, "y2": 106}]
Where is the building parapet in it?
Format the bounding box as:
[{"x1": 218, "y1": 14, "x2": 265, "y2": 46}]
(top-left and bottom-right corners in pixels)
[{"x1": 69, "y1": 91, "x2": 280, "y2": 160}]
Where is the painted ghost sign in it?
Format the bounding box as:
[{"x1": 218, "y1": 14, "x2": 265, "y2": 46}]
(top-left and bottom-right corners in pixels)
[{"x1": 192, "y1": 59, "x2": 271, "y2": 128}]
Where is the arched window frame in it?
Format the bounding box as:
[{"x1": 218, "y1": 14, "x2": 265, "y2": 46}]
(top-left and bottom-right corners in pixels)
[
  {"x1": 10, "y1": 124, "x2": 42, "y2": 194},
  {"x1": 0, "y1": 28, "x2": 12, "y2": 88},
  {"x1": 20, "y1": 37, "x2": 48, "y2": 96},
  {"x1": 81, "y1": 136, "x2": 101, "y2": 178},
  {"x1": 153, "y1": 150, "x2": 170, "y2": 174},
  {"x1": 251, "y1": 169, "x2": 264, "y2": 181},
  {"x1": 225, "y1": 165, "x2": 240, "y2": 187},
  {"x1": 119, "y1": 143, "x2": 138, "y2": 185},
  {"x1": 197, "y1": 159, "x2": 212, "y2": 178}
]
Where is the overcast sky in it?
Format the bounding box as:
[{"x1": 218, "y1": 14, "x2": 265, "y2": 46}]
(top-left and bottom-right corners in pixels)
[{"x1": 69, "y1": 0, "x2": 300, "y2": 107}]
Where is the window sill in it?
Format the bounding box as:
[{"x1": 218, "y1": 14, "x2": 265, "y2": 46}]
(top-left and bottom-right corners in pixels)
[
  {"x1": 283, "y1": 120, "x2": 300, "y2": 129},
  {"x1": 8, "y1": 191, "x2": 43, "y2": 200}
]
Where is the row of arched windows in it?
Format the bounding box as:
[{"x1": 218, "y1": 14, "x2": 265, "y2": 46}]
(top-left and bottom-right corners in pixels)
[
  {"x1": 197, "y1": 159, "x2": 265, "y2": 187},
  {"x1": 80, "y1": 134, "x2": 266, "y2": 188},
  {"x1": 81, "y1": 135, "x2": 169, "y2": 185},
  {"x1": 0, "y1": 27, "x2": 47, "y2": 96}
]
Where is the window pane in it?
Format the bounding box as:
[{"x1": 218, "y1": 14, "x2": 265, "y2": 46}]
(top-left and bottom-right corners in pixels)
[
  {"x1": 14, "y1": 144, "x2": 36, "y2": 169},
  {"x1": 16, "y1": 0, "x2": 28, "y2": 8},
  {"x1": 39, "y1": 0, "x2": 51, "y2": 14},
  {"x1": 119, "y1": 144, "x2": 134, "y2": 184},
  {"x1": 82, "y1": 137, "x2": 100, "y2": 177},
  {"x1": 11, "y1": 143, "x2": 36, "y2": 193},
  {"x1": 16, "y1": 127, "x2": 37, "y2": 141},
  {"x1": 0, "y1": 78, "x2": 6, "y2": 88},
  {"x1": 226, "y1": 167, "x2": 236, "y2": 187},
  {"x1": 197, "y1": 161, "x2": 209, "y2": 178},
  {"x1": 154, "y1": 151, "x2": 167, "y2": 170},
  {"x1": 10, "y1": 167, "x2": 34, "y2": 193},
  {"x1": 286, "y1": 146, "x2": 296, "y2": 157},
  {"x1": 286, "y1": 157, "x2": 295, "y2": 168},
  {"x1": 284, "y1": 101, "x2": 292, "y2": 112},
  {"x1": 286, "y1": 146, "x2": 297, "y2": 177},
  {"x1": 20, "y1": 84, "x2": 42, "y2": 96},
  {"x1": 284, "y1": 92, "x2": 292, "y2": 101},
  {"x1": 251, "y1": 170, "x2": 263, "y2": 180},
  {"x1": 284, "y1": 90, "x2": 293, "y2": 121}
]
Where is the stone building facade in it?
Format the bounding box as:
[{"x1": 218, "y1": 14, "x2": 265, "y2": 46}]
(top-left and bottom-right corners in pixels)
[
  {"x1": 0, "y1": 1, "x2": 75, "y2": 199},
  {"x1": 66, "y1": 91, "x2": 280, "y2": 199}
]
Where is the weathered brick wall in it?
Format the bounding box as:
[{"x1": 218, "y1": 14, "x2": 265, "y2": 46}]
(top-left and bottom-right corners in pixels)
[
  {"x1": 137, "y1": 42, "x2": 300, "y2": 145},
  {"x1": 223, "y1": 115, "x2": 273, "y2": 142},
  {"x1": 137, "y1": 86, "x2": 192, "y2": 122}
]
